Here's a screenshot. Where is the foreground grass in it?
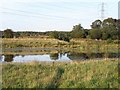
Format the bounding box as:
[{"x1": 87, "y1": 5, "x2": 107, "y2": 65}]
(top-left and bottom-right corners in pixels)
[{"x1": 2, "y1": 60, "x2": 118, "y2": 88}]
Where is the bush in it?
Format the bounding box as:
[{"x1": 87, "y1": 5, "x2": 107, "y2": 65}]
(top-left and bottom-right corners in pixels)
[
  {"x1": 89, "y1": 29, "x2": 102, "y2": 40},
  {"x1": 107, "y1": 39, "x2": 113, "y2": 44},
  {"x1": 3, "y1": 29, "x2": 14, "y2": 38}
]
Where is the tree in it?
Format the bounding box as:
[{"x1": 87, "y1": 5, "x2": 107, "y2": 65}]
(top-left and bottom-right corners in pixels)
[
  {"x1": 102, "y1": 18, "x2": 117, "y2": 28},
  {"x1": 118, "y1": 19, "x2": 120, "y2": 40},
  {"x1": 71, "y1": 24, "x2": 86, "y2": 38},
  {"x1": 90, "y1": 18, "x2": 118, "y2": 40},
  {"x1": 101, "y1": 27, "x2": 110, "y2": 40},
  {"x1": 14, "y1": 32, "x2": 20, "y2": 38},
  {"x1": 3, "y1": 29, "x2": 14, "y2": 38},
  {"x1": 102, "y1": 18, "x2": 118, "y2": 40},
  {"x1": 91, "y1": 20, "x2": 102, "y2": 29},
  {"x1": 72, "y1": 24, "x2": 83, "y2": 31},
  {"x1": 109, "y1": 26, "x2": 118, "y2": 40},
  {"x1": 89, "y1": 29, "x2": 102, "y2": 40},
  {"x1": 58, "y1": 32, "x2": 71, "y2": 42},
  {"x1": 49, "y1": 31, "x2": 59, "y2": 39},
  {"x1": 0, "y1": 31, "x2": 3, "y2": 38}
]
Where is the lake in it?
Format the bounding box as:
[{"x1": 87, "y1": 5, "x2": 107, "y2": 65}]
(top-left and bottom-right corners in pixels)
[{"x1": 0, "y1": 49, "x2": 120, "y2": 62}]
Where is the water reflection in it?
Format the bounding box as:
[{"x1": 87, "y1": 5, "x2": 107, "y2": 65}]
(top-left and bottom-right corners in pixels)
[
  {"x1": 107, "y1": 53, "x2": 120, "y2": 58},
  {"x1": 1, "y1": 52, "x2": 119, "y2": 62},
  {"x1": 50, "y1": 53, "x2": 58, "y2": 60},
  {"x1": 0, "y1": 55, "x2": 3, "y2": 62},
  {"x1": 87, "y1": 53, "x2": 104, "y2": 58},
  {"x1": 68, "y1": 53, "x2": 88, "y2": 60},
  {"x1": 4, "y1": 55, "x2": 14, "y2": 62}
]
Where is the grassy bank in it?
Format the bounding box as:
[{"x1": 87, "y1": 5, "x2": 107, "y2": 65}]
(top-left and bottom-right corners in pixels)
[
  {"x1": 2, "y1": 38, "x2": 119, "y2": 54},
  {"x1": 2, "y1": 38, "x2": 68, "y2": 49},
  {"x1": 2, "y1": 60, "x2": 118, "y2": 88}
]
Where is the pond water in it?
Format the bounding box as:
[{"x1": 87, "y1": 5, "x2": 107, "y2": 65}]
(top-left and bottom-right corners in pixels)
[{"x1": 0, "y1": 52, "x2": 119, "y2": 62}]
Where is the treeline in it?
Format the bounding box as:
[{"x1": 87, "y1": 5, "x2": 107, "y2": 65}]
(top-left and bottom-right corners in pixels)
[
  {"x1": 70, "y1": 18, "x2": 120, "y2": 40},
  {"x1": 0, "y1": 31, "x2": 47, "y2": 38},
  {"x1": 1, "y1": 18, "x2": 120, "y2": 41}
]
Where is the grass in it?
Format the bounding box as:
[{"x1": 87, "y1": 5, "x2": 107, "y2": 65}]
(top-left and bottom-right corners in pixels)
[
  {"x1": 2, "y1": 38, "x2": 68, "y2": 49},
  {"x1": 1, "y1": 38, "x2": 119, "y2": 88},
  {"x1": 2, "y1": 60, "x2": 118, "y2": 88},
  {"x1": 2, "y1": 38, "x2": 119, "y2": 55}
]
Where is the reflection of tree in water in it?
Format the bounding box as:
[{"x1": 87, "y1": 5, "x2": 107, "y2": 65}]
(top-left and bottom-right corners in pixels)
[
  {"x1": 87, "y1": 53, "x2": 104, "y2": 59},
  {"x1": 0, "y1": 56, "x2": 3, "y2": 61},
  {"x1": 50, "y1": 53, "x2": 58, "y2": 60},
  {"x1": 68, "y1": 52, "x2": 118, "y2": 60},
  {"x1": 4, "y1": 55, "x2": 14, "y2": 62},
  {"x1": 21, "y1": 55, "x2": 25, "y2": 57},
  {"x1": 106, "y1": 53, "x2": 119, "y2": 58},
  {"x1": 87, "y1": 53, "x2": 118, "y2": 59},
  {"x1": 67, "y1": 53, "x2": 88, "y2": 60},
  {"x1": 15, "y1": 54, "x2": 25, "y2": 57}
]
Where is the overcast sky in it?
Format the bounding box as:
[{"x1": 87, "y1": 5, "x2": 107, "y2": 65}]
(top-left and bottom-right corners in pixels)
[{"x1": 0, "y1": 0, "x2": 119, "y2": 32}]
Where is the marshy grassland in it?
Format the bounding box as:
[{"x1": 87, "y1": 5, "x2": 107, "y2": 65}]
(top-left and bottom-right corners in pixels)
[
  {"x1": 2, "y1": 59, "x2": 118, "y2": 88},
  {"x1": 1, "y1": 38, "x2": 119, "y2": 88},
  {"x1": 2, "y1": 38, "x2": 68, "y2": 48},
  {"x1": 2, "y1": 38, "x2": 119, "y2": 54}
]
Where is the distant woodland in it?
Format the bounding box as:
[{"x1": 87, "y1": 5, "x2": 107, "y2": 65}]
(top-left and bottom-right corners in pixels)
[{"x1": 1, "y1": 18, "x2": 120, "y2": 41}]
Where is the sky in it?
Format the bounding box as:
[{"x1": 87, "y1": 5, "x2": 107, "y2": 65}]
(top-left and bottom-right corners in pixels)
[{"x1": 0, "y1": 0, "x2": 119, "y2": 32}]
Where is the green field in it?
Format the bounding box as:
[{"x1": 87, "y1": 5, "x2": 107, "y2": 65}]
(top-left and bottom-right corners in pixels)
[{"x1": 2, "y1": 60, "x2": 118, "y2": 88}]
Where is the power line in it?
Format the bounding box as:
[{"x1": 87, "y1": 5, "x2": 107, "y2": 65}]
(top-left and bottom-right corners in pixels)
[
  {"x1": 19, "y1": 2, "x2": 81, "y2": 11},
  {"x1": 1, "y1": 11, "x2": 41, "y2": 18},
  {"x1": 1, "y1": 11, "x2": 71, "y2": 22},
  {"x1": 0, "y1": 7, "x2": 80, "y2": 20},
  {"x1": 0, "y1": 7, "x2": 66, "y2": 19}
]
